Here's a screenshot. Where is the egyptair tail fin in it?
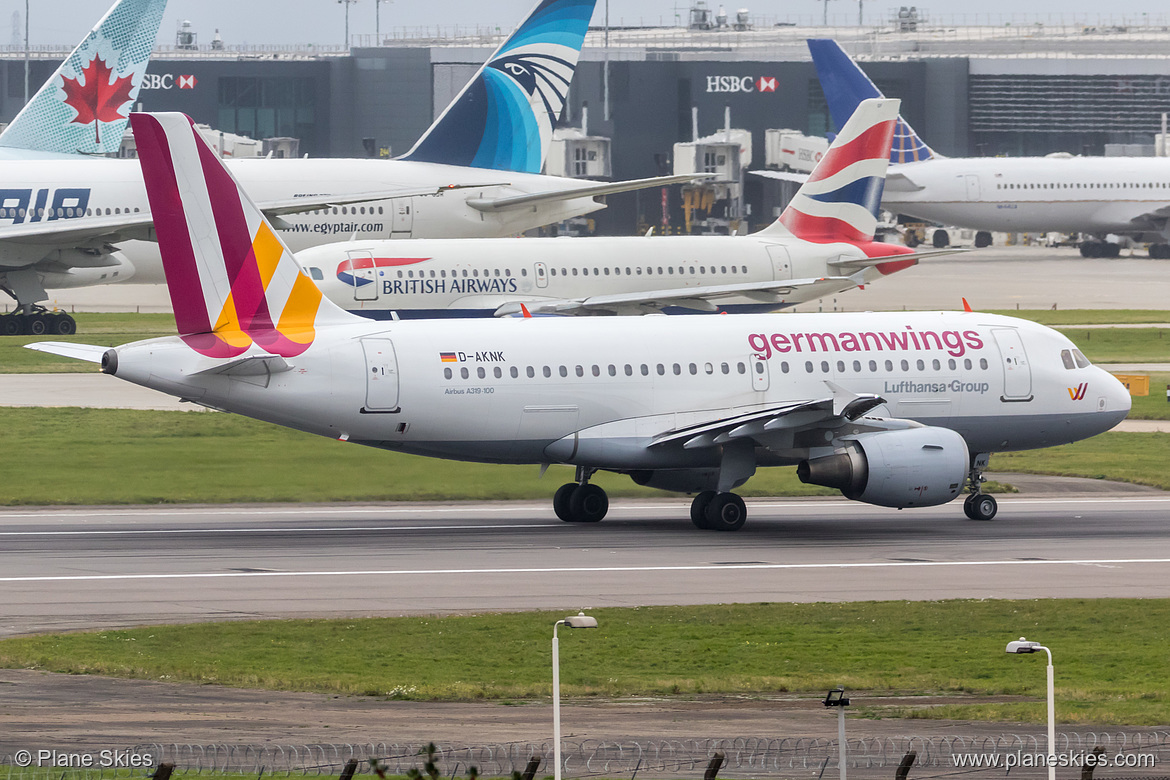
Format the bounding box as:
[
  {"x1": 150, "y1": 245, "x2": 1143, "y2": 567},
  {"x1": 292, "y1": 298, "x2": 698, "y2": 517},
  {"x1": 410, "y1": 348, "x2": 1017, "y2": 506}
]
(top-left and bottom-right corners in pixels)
[
  {"x1": 0, "y1": 0, "x2": 166, "y2": 155},
  {"x1": 131, "y1": 112, "x2": 355, "y2": 359},
  {"x1": 807, "y1": 39, "x2": 938, "y2": 164},
  {"x1": 398, "y1": 0, "x2": 596, "y2": 174},
  {"x1": 754, "y1": 98, "x2": 898, "y2": 243}
]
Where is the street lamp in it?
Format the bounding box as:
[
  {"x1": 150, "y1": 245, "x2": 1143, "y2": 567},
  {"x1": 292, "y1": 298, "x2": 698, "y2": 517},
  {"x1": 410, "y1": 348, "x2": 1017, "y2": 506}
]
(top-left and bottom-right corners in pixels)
[
  {"x1": 1006, "y1": 637, "x2": 1055, "y2": 780},
  {"x1": 553, "y1": 612, "x2": 598, "y2": 780},
  {"x1": 823, "y1": 687, "x2": 850, "y2": 780}
]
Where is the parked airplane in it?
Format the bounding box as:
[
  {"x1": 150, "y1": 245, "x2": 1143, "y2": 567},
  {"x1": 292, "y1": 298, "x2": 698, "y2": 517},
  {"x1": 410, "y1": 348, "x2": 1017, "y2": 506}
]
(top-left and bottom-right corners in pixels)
[
  {"x1": 798, "y1": 38, "x2": 1170, "y2": 259},
  {"x1": 299, "y1": 99, "x2": 958, "y2": 318},
  {"x1": 0, "y1": 0, "x2": 695, "y2": 336},
  {"x1": 30, "y1": 111, "x2": 1131, "y2": 530}
]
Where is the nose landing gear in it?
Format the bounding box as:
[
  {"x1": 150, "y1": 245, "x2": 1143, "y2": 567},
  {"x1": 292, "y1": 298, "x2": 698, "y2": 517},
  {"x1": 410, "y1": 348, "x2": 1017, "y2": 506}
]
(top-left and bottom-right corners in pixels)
[{"x1": 963, "y1": 453, "x2": 998, "y2": 521}]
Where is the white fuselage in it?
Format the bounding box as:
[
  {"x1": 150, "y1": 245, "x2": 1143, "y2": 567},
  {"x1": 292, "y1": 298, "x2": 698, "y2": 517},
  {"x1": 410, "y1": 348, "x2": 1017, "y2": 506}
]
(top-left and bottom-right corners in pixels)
[
  {"x1": 0, "y1": 154, "x2": 607, "y2": 286},
  {"x1": 297, "y1": 234, "x2": 911, "y2": 318},
  {"x1": 109, "y1": 311, "x2": 1128, "y2": 468},
  {"x1": 885, "y1": 156, "x2": 1170, "y2": 239}
]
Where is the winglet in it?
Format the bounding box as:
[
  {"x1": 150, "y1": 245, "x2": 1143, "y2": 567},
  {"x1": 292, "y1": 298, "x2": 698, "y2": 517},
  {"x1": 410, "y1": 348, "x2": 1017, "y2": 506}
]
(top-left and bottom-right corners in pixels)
[
  {"x1": 398, "y1": 0, "x2": 596, "y2": 173},
  {"x1": 520, "y1": 303, "x2": 533, "y2": 318},
  {"x1": 962, "y1": 297, "x2": 973, "y2": 313},
  {"x1": 756, "y1": 98, "x2": 899, "y2": 243},
  {"x1": 0, "y1": 0, "x2": 166, "y2": 155},
  {"x1": 131, "y1": 112, "x2": 355, "y2": 359},
  {"x1": 807, "y1": 39, "x2": 937, "y2": 164}
]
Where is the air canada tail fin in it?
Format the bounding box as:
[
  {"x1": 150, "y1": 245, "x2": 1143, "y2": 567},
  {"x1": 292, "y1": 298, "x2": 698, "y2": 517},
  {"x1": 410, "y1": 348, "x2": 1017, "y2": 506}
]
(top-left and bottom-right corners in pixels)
[
  {"x1": 398, "y1": 0, "x2": 596, "y2": 174},
  {"x1": 755, "y1": 98, "x2": 898, "y2": 243},
  {"x1": 0, "y1": 0, "x2": 166, "y2": 155},
  {"x1": 807, "y1": 39, "x2": 936, "y2": 164},
  {"x1": 131, "y1": 112, "x2": 354, "y2": 359}
]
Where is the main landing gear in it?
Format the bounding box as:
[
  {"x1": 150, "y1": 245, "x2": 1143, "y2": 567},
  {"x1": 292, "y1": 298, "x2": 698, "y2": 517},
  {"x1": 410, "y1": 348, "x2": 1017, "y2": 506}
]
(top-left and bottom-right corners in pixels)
[
  {"x1": 690, "y1": 490, "x2": 747, "y2": 532},
  {"x1": 962, "y1": 453, "x2": 998, "y2": 521},
  {"x1": 0, "y1": 306, "x2": 77, "y2": 336},
  {"x1": 553, "y1": 467, "x2": 609, "y2": 523}
]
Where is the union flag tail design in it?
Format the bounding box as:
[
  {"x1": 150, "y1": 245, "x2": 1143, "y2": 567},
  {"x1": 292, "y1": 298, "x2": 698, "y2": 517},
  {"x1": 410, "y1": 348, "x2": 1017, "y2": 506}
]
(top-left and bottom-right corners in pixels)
[
  {"x1": 0, "y1": 0, "x2": 165, "y2": 155},
  {"x1": 131, "y1": 112, "x2": 354, "y2": 359},
  {"x1": 399, "y1": 0, "x2": 595, "y2": 174},
  {"x1": 759, "y1": 98, "x2": 899, "y2": 243}
]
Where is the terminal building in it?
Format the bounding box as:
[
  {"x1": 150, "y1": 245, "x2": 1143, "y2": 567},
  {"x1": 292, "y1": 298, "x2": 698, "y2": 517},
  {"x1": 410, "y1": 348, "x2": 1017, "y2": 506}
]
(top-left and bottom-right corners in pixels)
[{"x1": 5, "y1": 9, "x2": 1170, "y2": 234}]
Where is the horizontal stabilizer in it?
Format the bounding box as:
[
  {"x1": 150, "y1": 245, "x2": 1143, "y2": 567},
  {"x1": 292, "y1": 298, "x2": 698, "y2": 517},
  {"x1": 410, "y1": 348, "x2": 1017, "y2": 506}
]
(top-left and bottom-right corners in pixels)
[
  {"x1": 749, "y1": 169, "x2": 809, "y2": 185},
  {"x1": 467, "y1": 174, "x2": 712, "y2": 213},
  {"x1": 189, "y1": 354, "x2": 293, "y2": 377},
  {"x1": 828, "y1": 247, "x2": 970, "y2": 267},
  {"x1": 24, "y1": 341, "x2": 108, "y2": 363}
]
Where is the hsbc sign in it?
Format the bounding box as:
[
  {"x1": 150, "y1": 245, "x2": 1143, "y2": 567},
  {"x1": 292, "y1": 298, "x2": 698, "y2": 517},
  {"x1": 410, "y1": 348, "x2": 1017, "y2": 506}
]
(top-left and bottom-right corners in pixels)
[
  {"x1": 705, "y1": 75, "x2": 778, "y2": 93},
  {"x1": 141, "y1": 74, "x2": 199, "y2": 90}
]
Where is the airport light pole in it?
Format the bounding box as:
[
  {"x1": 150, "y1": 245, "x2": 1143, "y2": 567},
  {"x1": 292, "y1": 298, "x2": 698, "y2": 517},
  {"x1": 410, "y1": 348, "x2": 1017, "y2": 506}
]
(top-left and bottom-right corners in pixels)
[
  {"x1": 553, "y1": 612, "x2": 598, "y2": 780},
  {"x1": 1006, "y1": 638, "x2": 1056, "y2": 780},
  {"x1": 824, "y1": 688, "x2": 850, "y2": 780}
]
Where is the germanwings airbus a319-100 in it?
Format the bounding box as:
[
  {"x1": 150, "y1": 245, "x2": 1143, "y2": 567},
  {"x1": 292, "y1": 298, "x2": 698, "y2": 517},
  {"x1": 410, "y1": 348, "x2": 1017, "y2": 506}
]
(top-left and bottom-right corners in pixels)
[
  {"x1": 29, "y1": 111, "x2": 1130, "y2": 530},
  {"x1": 299, "y1": 99, "x2": 960, "y2": 318},
  {"x1": 798, "y1": 38, "x2": 1170, "y2": 258},
  {"x1": 0, "y1": 0, "x2": 696, "y2": 335}
]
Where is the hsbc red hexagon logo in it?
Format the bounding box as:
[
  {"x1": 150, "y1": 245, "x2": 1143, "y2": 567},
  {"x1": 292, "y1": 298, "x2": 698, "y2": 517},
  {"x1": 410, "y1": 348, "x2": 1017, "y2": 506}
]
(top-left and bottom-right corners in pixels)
[
  {"x1": 178, "y1": 74, "x2": 197, "y2": 89},
  {"x1": 756, "y1": 76, "x2": 777, "y2": 92}
]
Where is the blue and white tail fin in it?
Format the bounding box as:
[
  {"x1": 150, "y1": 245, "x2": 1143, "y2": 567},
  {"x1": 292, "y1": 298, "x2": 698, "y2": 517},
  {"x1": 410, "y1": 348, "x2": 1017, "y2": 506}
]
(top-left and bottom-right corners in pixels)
[
  {"x1": 755, "y1": 98, "x2": 898, "y2": 243},
  {"x1": 398, "y1": 0, "x2": 596, "y2": 174},
  {"x1": 807, "y1": 39, "x2": 937, "y2": 164},
  {"x1": 0, "y1": 0, "x2": 166, "y2": 155}
]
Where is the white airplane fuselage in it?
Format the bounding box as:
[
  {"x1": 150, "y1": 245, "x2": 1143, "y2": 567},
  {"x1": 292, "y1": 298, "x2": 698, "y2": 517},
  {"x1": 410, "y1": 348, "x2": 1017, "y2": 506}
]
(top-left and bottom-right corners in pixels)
[
  {"x1": 885, "y1": 156, "x2": 1170, "y2": 239},
  {"x1": 106, "y1": 311, "x2": 1128, "y2": 468},
  {"x1": 0, "y1": 155, "x2": 607, "y2": 287},
  {"x1": 297, "y1": 234, "x2": 914, "y2": 318}
]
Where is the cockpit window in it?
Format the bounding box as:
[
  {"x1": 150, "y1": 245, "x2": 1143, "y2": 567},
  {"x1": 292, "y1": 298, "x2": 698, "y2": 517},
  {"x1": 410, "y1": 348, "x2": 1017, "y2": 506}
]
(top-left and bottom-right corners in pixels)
[
  {"x1": 308, "y1": 267, "x2": 324, "y2": 281},
  {"x1": 1072, "y1": 349, "x2": 1091, "y2": 368},
  {"x1": 1060, "y1": 349, "x2": 1076, "y2": 370}
]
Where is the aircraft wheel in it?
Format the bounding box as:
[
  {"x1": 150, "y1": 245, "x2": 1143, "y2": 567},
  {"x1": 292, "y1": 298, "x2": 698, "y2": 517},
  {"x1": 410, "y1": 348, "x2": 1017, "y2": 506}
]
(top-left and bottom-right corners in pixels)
[
  {"x1": 974, "y1": 231, "x2": 993, "y2": 248},
  {"x1": 932, "y1": 229, "x2": 950, "y2": 248},
  {"x1": 963, "y1": 493, "x2": 998, "y2": 521},
  {"x1": 553, "y1": 483, "x2": 577, "y2": 522},
  {"x1": 1105, "y1": 243, "x2": 1122, "y2": 258},
  {"x1": 569, "y1": 483, "x2": 608, "y2": 523},
  {"x1": 705, "y1": 492, "x2": 747, "y2": 532},
  {"x1": 26, "y1": 315, "x2": 47, "y2": 336},
  {"x1": 1079, "y1": 242, "x2": 1096, "y2": 258},
  {"x1": 1, "y1": 315, "x2": 20, "y2": 336},
  {"x1": 690, "y1": 490, "x2": 717, "y2": 529},
  {"x1": 53, "y1": 314, "x2": 77, "y2": 335}
]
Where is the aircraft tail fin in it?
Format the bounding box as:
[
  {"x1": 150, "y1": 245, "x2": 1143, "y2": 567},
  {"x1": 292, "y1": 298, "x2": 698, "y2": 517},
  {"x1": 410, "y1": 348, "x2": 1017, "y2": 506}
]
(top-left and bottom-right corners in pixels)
[
  {"x1": 0, "y1": 0, "x2": 166, "y2": 155},
  {"x1": 756, "y1": 98, "x2": 898, "y2": 243},
  {"x1": 130, "y1": 112, "x2": 354, "y2": 359},
  {"x1": 398, "y1": 0, "x2": 596, "y2": 174},
  {"x1": 807, "y1": 38, "x2": 936, "y2": 164}
]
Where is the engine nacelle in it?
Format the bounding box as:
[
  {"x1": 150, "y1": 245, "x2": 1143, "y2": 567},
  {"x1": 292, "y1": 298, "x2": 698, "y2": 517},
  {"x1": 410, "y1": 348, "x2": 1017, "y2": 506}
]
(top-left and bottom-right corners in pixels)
[
  {"x1": 40, "y1": 249, "x2": 136, "y2": 289},
  {"x1": 797, "y1": 427, "x2": 969, "y2": 508},
  {"x1": 629, "y1": 468, "x2": 722, "y2": 494}
]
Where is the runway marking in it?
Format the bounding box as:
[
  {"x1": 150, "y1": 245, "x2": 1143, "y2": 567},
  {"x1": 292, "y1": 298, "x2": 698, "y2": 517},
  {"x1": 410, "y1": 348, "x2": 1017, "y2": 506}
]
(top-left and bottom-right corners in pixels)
[
  {"x1": 1, "y1": 496, "x2": 1168, "y2": 521},
  {"x1": 2, "y1": 558, "x2": 1168, "y2": 583},
  {"x1": 0, "y1": 524, "x2": 561, "y2": 536}
]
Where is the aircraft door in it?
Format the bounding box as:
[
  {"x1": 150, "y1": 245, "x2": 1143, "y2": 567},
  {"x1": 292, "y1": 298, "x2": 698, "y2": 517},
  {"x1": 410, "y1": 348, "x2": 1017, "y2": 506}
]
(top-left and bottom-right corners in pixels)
[
  {"x1": 991, "y1": 328, "x2": 1033, "y2": 402},
  {"x1": 751, "y1": 354, "x2": 770, "y2": 391},
  {"x1": 361, "y1": 338, "x2": 400, "y2": 412},
  {"x1": 765, "y1": 244, "x2": 793, "y2": 280},
  {"x1": 348, "y1": 251, "x2": 377, "y2": 301},
  {"x1": 964, "y1": 174, "x2": 981, "y2": 201},
  {"x1": 535, "y1": 262, "x2": 548, "y2": 288},
  {"x1": 391, "y1": 199, "x2": 413, "y2": 238}
]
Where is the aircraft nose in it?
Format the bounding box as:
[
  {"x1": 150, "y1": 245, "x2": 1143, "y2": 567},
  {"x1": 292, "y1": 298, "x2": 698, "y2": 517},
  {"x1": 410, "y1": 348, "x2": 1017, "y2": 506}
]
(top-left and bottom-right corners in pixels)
[{"x1": 1097, "y1": 368, "x2": 1132, "y2": 431}]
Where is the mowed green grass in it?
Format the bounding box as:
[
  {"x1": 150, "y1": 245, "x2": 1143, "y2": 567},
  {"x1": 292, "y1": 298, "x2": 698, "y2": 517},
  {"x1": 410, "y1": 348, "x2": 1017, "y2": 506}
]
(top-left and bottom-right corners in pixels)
[
  {"x1": 1053, "y1": 327, "x2": 1170, "y2": 363},
  {"x1": 2, "y1": 600, "x2": 1168, "y2": 725},
  {"x1": 0, "y1": 407, "x2": 1164, "y2": 504},
  {"x1": 0, "y1": 313, "x2": 175, "y2": 373},
  {"x1": 985, "y1": 309, "x2": 1170, "y2": 326}
]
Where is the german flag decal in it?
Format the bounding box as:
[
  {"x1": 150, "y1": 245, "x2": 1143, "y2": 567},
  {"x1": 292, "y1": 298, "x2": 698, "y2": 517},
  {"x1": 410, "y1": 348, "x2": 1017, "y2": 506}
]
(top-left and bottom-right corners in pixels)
[{"x1": 440, "y1": 352, "x2": 458, "y2": 363}]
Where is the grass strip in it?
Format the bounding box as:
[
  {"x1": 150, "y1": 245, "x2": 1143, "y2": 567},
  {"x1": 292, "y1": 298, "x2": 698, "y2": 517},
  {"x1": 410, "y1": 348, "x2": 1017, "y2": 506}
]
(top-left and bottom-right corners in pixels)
[
  {"x1": 1053, "y1": 327, "x2": 1170, "y2": 363},
  {"x1": 0, "y1": 313, "x2": 175, "y2": 373},
  {"x1": 2, "y1": 600, "x2": 1168, "y2": 725},
  {"x1": 985, "y1": 309, "x2": 1170, "y2": 326}
]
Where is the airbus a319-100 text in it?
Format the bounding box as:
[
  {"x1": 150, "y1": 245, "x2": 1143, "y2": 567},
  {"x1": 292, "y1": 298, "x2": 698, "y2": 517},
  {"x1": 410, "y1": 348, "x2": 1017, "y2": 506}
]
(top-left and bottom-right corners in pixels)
[
  {"x1": 30, "y1": 111, "x2": 1131, "y2": 530},
  {"x1": 0, "y1": 0, "x2": 696, "y2": 335},
  {"x1": 299, "y1": 99, "x2": 959, "y2": 318}
]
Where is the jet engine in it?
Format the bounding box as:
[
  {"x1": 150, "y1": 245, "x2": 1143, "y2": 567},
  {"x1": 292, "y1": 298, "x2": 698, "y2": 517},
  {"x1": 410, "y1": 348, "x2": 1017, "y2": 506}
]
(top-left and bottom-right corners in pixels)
[{"x1": 797, "y1": 427, "x2": 969, "y2": 508}]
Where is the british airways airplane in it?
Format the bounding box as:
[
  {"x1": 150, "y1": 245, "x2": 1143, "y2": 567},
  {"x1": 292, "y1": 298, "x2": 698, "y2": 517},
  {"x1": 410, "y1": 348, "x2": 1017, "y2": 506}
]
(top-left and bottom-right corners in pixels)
[
  {"x1": 788, "y1": 39, "x2": 1170, "y2": 259},
  {"x1": 0, "y1": 0, "x2": 693, "y2": 336},
  {"x1": 299, "y1": 100, "x2": 957, "y2": 318},
  {"x1": 30, "y1": 111, "x2": 1130, "y2": 530}
]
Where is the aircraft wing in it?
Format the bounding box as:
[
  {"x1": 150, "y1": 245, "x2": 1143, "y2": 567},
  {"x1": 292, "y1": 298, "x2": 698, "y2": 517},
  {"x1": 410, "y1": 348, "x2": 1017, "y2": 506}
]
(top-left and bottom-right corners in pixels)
[
  {"x1": 492, "y1": 275, "x2": 864, "y2": 317},
  {"x1": 465, "y1": 174, "x2": 713, "y2": 213},
  {"x1": 749, "y1": 169, "x2": 809, "y2": 184}
]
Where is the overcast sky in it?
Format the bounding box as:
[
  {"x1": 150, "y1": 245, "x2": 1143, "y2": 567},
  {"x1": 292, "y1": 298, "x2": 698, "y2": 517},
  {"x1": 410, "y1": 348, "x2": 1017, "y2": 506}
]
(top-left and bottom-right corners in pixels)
[{"x1": 7, "y1": 0, "x2": 1168, "y2": 48}]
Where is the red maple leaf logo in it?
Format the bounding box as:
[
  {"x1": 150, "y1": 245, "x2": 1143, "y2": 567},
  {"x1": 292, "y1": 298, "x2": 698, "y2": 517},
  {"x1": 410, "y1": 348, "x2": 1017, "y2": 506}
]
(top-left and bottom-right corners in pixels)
[{"x1": 59, "y1": 54, "x2": 135, "y2": 145}]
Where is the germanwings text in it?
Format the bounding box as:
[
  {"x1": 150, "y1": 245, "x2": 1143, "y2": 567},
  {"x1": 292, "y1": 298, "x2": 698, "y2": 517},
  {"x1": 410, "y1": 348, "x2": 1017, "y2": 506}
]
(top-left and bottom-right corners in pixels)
[{"x1": 747, "y1": 327, "x2": 984, "y2": 360}]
